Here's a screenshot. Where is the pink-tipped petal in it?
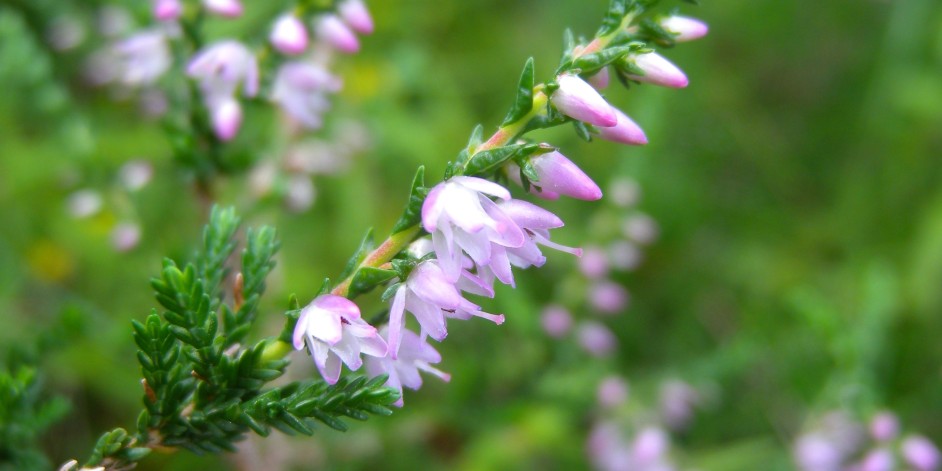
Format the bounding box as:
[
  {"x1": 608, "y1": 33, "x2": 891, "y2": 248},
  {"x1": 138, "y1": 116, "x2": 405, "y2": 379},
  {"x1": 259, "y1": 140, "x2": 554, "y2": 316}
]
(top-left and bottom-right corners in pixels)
[
  {"x1": 660, "y1": 15, "x2": 709, "y2": 42},
  {"x1": 597, "y1": 108, "x2": 648, "y2": 145},
  {"x1": 586, "y1": 67, "x2": 610, "y2": 90},
  {"x1": 499, "y1": 199, "x2": 564, "y2": 229},
  {"x1": 153, "y1": 0, "x2": 182, "y2": 21},
  {"x1": 270, "y1": 14, "x2": 308, "y2": 55},
  {"x1": 204, "y1": 0, "x2": 242, "y2": 18},
  {"x1": 211, "y1": 98, "x2": 242, "y2": 141},
  {"x1": 312, "y1": 294, "x2": 362, "y2": 320},
  {"x1": 551, "y1": 73, "x2": 618, "y2": 127},
  {"x1": 338, "y1": 0, "x2": 374, "y2": 34},
  {"x1": 315, "y1": 14, "x2": 359, "y2": 53},
  {"x1": 628, "y1": 52, "x2": 689, "y2": 88},
  {"x1": 530, "y1": 151, "x2": 603, "y2": 201}
]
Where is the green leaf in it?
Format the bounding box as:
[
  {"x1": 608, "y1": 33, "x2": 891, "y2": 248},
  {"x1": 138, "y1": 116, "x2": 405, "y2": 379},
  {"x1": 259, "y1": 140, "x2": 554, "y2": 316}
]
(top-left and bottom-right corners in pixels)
[
  {"x1": 501, "y1": 58, "x2": 535, "y2": 126},
  {"x1": 391, "y1": 166, "x2": 428, "y2": 234},
  {"x1": 573, "y1": 120, "x2": 593, "y2": 141},
  {"x1": 348, "y1": 267, "x2": 399, "y2": 299},
  {"x1": 596, "y1": 0, "x2": 634, "y2": 37},
  {"x1": 571, "y1": 44, "x2": 638, "y2": 72},
  {"x1": 338, "y1": 228, "x2": 375, "y2": 281},
  {"x1": 465, "y1": 143, "x2": 549, "y2": 177}
]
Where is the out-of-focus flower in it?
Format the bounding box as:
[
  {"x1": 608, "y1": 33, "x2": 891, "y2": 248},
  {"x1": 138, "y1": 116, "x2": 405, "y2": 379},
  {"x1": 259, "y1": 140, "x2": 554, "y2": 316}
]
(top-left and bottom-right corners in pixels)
[
  {"x1": 387, "y1": 260, "x2": 504, "y2": 357},
  {"x1": 210, "y1": 96, "x2": 242, "y2": 142},
  {"x1": 270, "y1": 14, "x2": 309, "y2": 55},
  {"x1": 338, "y1": 0, "x2": 374, "y2": 35},
  {"x1": 98, "y1": 6, "x2": 133, "y2": 38},
  {"x1": 579, "y1": 246, "x2": 610, "y2": 279},
  {"x1": 67, "y1": 190, "x2": 103, "y2": 219},
  {"x1": 292, "y1": 294, "x2": 387, "y2": 384},
  {"x1": 271, "y1": 62, "x2": 342, "y2": 129},
  {"x1": 314, "y1": 14, "x2": 359, "y2": 53},
  {"x1": 111, "y1": 222, "x2": 141, "y2": 252},
  {"x1": 596, "y1": 108, "x2": 648, "y2": 146},
  {"x1": 659, "y1": 16, "x2": 709, "y2": 42},
  {"x1": 422, "y1": 176, "x2": 525, "y2": 282},
  {"x1": 505, "y1": 150, "x2": 602, "y2": 201},
  {"x1": 47, "y1": 17, "x2": 86, "y2": 51},
  {"x1": 540, "y1": 304, "x2": 572, "y2": 338},
  {"x1": 588, "y1": 421, "x2": 632, "y2": 471},
  {"x1": 119, "y1": 160, "x2": 153, "y2": 191},
  {"x1": 632, "y1": 427, "x2": 670, "y2": 467},
  {"x1": 609, "y1": 241, "x2": 642, "y2": 271},
  {"x1": 187, "y1": 40, "x2": 259, "y2": 101},
  {"x1": 113, "y1": 30, "x2": 172, "y2": 86},
  {"x1": 597, "y1": 376, "x2": 629, "y2": 409},
  {"x1": 204, "y1": 0, "x2": 243, "y2": 18},
  {"x1": 624, "y1": 214, "x2": 659, "y2": 245},
  {"x1": 855, "y1": 448, "x2": 894, "y2": 471},
  {"x1": 902, "y1": 435, "x2": 941, "y2": 471},
  {"x1": 577, "y1": 321, "x2": 617, "y2": 357},
  {"x1": 152, "y1": 0, "x2": 183, "y2": 21},
  {"x1": 496, "y1": 198, "x2": 582, "y2": 271},
  {"x1": 365, "y1": 327, "x2": 450, "y2": 407},
  {"x1": 869, "y1": 412, "x2": 899, "y2": 442},
  {"x1": 625, "y1": 52, "x2": 688, "y2": 88},
  {"x1": 551, "y1": 73, "x2": 618, "y2": 127},
  {"x1": 659, "y1": 380, "x2": 699, "y2": 431},
  {"x1": 285, "y1": 175, "x2": 316, "y2": 212},
  {"x1": 590, "y1": 280, "x2": 629, "y2": 314},
  {"x1": 609, "y1": 178, "x2": 641, "y2": 208}
]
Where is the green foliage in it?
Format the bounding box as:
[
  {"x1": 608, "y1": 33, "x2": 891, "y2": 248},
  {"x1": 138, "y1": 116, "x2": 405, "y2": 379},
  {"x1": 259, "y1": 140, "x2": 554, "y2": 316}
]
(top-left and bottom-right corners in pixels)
[
  {"x1": 501, "y1": 58, "x2": 535, "y2": 126},
  {"x1": 390, "y1": 166, "x2": 428, "y2": 235},
  {"x1": 0, "y1": 363, "x2": 69, "y2": 471}
]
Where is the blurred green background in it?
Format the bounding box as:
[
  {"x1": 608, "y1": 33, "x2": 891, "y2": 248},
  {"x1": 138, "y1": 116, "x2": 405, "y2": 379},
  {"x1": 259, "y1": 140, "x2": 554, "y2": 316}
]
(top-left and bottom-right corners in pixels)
[{"x1": 1, "y1": 0, "x2": 942, "y2": 469}]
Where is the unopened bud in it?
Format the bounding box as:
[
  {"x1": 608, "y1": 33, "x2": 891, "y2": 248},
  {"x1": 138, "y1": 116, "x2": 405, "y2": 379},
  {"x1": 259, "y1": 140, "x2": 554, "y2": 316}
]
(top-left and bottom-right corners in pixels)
[
  {"x1": 211, "y1": 97, "x2": 242, "y2": 141},
  {"x1": 204, "y1": 0, "x2": 242, "y2": 18},
  {"x1": 551, "y1": 73, "x2": 617, "y2": 127},
  {"x1": 660, "y1": 15, "x2": 709, "y2": 42},
  {"x1": 315, "y1": 14, "x2": 360, "y2": 53},
  {"x1": 625, "y1": 52, "x2": 689, "y2": 88},
  {"x1": 270, "y1": 14, "x2": 308, "y2": 55},
  {"x1": 338, "y1": 0, "x2": 374, "y2": 35}
]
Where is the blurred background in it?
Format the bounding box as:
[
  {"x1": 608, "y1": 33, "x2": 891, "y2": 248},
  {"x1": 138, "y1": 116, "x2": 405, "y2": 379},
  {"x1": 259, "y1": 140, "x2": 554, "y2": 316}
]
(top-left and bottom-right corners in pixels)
[{"x1": 1, "y1": 0, "x2": 942, "y2": 469}]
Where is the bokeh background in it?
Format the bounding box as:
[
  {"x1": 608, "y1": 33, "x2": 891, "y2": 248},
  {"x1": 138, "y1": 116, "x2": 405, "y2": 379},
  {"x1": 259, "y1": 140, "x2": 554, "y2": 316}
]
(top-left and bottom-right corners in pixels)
[{"x1": 2, "y1": 0, "x2": 942, "y2": 469}]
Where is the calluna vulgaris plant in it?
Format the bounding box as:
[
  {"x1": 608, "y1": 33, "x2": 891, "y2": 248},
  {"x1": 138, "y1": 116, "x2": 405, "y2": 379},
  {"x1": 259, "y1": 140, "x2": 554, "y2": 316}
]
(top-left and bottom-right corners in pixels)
[{"x1": 2, "y1": 0, "x2": 727, "y2": 469}]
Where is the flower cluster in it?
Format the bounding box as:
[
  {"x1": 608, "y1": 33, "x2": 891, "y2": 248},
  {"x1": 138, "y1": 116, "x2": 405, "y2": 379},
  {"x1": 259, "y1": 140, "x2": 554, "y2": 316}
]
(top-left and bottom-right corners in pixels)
[
  {"x1": 794, "y1": 410, "x2": 940, "y2": 471},
  {"x1": 291, "y1": 9, "x2": 708, "y2": 405}
]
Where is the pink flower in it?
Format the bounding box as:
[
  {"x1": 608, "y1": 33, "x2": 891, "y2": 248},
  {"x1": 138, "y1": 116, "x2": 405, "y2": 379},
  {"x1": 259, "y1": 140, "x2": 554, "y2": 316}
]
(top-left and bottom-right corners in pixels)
[
  {"x1": 586, "y1": 67, "x2": 610, "y2": 90},
  {"x1": 577, "y1": 321, "x2": 617, "y2": 357},
  {"x1": 540, "y1": 305, "x2": 572, "y2": 338},
  {"x1": 387, "y1": 260, "x2": 504, "y2": 358},
  {"x1": 338, "y1": 0, "x2": 374, "y2": 35},
  {"x1": 152, "y1": 0, "x2": 182, "y2": 21},
  {"x1": 422, "y1": 176, "x2": 525, "y2": 282},
  {"x1": 869, "y1": 412, "x2": 899, "y2": 442},
  {"x1": 270, "y1": 14, "x2": 308, "y2": 55},
  {"x1": 551, "y1": 73, "x2": 617, "y2": 127},
  {"x1": 271, "y1": 62, "x2": 342, "y2": 129},
  {"x1": 597, "y1": 376, "x2": 629, "y2": 409},
  {"x1": 856, "y1": 449, "x2": 894, "y2": 471},
  {"x1": 187, "y1": 40, "x2": 259, "y2": 100},
  {"x1": 578, "y1": 246, "x2": 610, "y2": 279},
  {"x1": 112, "y1": 30, "x2": 171, "y2": 86},
  {"x1": 505, "y1": 150, "x2": 602, "y2": 201},
  {"x1": 660, "y1": 15, "x2": 709, "y2": 42},
  {"x1": 210, "y1": 96, "x2": 242, "y2": 141},
  {"x1": 292, "y1": 294, "x2": 387, "y2": 385},
  {"x1": 314, "y1": 14, "x2": 359, "y2": 53},
  {"x1": 589, "y1": 280, "x2": 629, "y2": 314},
  {"x1": 204, "y1": 0, "x2": 242, "y2": 18},
  {"x1": 497, "y1": 199, "x2": 582, "y2": 271},
  {"x1": 903, "y1": 435, "x2": 941, "y2": 471},
  {"x1": 365, "y1": 327, "x2": 450, "y2": 407},
  {"x1": 596, "y1": 108, "x2": 648, "y2": 145},
  {"x1": 626, "y1": 52, "x2": 688, "y2": 88}
]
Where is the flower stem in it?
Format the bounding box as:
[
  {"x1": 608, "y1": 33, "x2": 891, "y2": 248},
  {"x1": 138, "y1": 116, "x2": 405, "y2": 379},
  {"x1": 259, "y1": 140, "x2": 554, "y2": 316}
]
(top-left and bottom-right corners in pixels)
[{"x1": 331, "y1": 224, "x2": 423, "y2": 297}]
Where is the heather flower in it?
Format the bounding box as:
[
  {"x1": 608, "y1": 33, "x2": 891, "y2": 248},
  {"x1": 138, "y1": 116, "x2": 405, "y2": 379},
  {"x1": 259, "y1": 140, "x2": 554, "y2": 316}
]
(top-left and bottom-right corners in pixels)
[
  {"x1": 210, "y1": 96, "x2": 242, "y2": 142},
  {"x1": 659, "y1": 380, "x2": 699, "y2": 431},
  {"x1": 551, "y1": 73, "x2": 618, "y2": 127},
  {"x1": 152, "y1": 0, "x2": 182, "y2": 21},
  {"x1": 497, "y1": 198, "x2": 582, "y2": 270},
  {"x1": 387, "y1": 260, "x2": 504, "y2": 357},
  {"x1": 111, "y1": 222, "x2": 141, "y2": 252},
  {"x1": 589, "y1": 280, "x2": 629, "y2": 314},
  {"x1": 659, "y1": 15, "x2": 709, "y2": 42},
  {"x1": 504, "y1": 150, "x2": 602, "y2": 201},
  {"x1": 903, "y1": 435, "x2": 941, "y2": 471},
  {"x1": 597, "y1": 376, "x2": 629, "y2": 409},
  {"x1": 586, "y1": 67, "x2": 610, "y2": 90},
  {"x1": 588, "y1": 421, "x2": 633, "y2": 471},
  {"x1": 271, "y1": 62, "x2": 342, "y2": 129},
  {"x1": 118, "y1": 160, "x2": 153, "y2": 191},
  {"x1": 338, "y1": 0, "x2": 374, "y2": 35},
  {"x1": 609, "y1": 178, "x2": 641, "y2": 208},
  {"x1": 67, "y1": 190, "x2": 103, "y2": 219},
  {"x1": 623, "y1": 214, "x2": 659, "y2": 244},
  {"x1": 596, "y1": 108, "x2": 648, "y2": 146},
  {"x1": 292, "y1": 294, "x2": 387, "y2": 384},
  {"x1": 270, "y1": 14, "x2": 308, "y2": 55},
  {"x1": 204, "y1": 0, "x2": 242, "y2": 18},
  {"x1": 112, "y1": 30, "x2": 171, "y2": 86},
  {"x1": 540, "y1": 304, "x2": 572, "y2": 338},
  {"x1": 609, "y1": 241, "x2": 642, "y2": 271},
  {"x1": 869, "y1": 412, "x2": 899, "y2": 442},
  {"x1": 855, "y1": 449, "x2": 894, "y2": 471},
  {"x1": 187, "y1": 40, "x2": 259, "y2": 101},
  {"x1": 365, "y1": 327, "x2": 450, "y2": 407},
  {"x1": 421, "y1": 176, "x2": 525, "y2": 282},
  {"x1": 577, "y1": 321, "x2": 617, "y2": 357},
  {"x1": 578, "y1": 246, "x2": 610, "y2": 279},
  {"x1": 625, "y1": 52, "x2": 689, "y2": 88},
  {"x1": 314, "y1": 14, "x2": 360, "y2": 53}
]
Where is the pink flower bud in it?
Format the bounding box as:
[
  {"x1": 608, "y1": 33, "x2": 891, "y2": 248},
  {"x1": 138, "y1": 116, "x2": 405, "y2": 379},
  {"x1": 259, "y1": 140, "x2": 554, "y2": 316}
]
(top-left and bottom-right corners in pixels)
[
  {"x1": 597, "y1": 376, "x2": 629, "y2": 409},
  {"x1": 590, "y1": 280, "x2": 629, "y2": 314},
  {"x1": 153, "y1": 0, "x2": 182, "y2": 21},
  {"x1": 506, "y1": 150, "x2": 602, "y2": 201},
  {"x1": 551, "y1": 73, "x2": 617, "y2": 127},
  {"x1": 577, "y1": 321, "x2": 617, "y2": 357},
  {"x1": 111, "y1": 222, "x2": 141, "y2": 252},
  {"x1": 540, "y1": 305, "x2": 572, "y2": 338},
  {"x1": 338, "y1": 0, "x2": 374, "y2": 35},
  {"x1": 204, "y1": 0, "x2": 242, "y2": 18},
  {"x1": 578, "y1": 246, "x2": 609, "y2": 279},
  {"x1": 660, "y1": 15, "x2": 709, "y2": 42},
  {"x1": 315, "y1": 14, "x2": 360, "y2": 53},
  {"x1": 596, "y1": 108, "x2": 648, "y2": 145},
  {"x1": 626, "y1": 52, "x2": 689, "y2": 88},
  {"x1": 903, "y1": 435, "x2": 941, "y2": 471},
  {"x1": 869, "y1": 412, "x2": 899, "y2": 442},
  {"x1": 211, "y1": 97, "x2": 242, "y2": 141},
  {"x1": 632, "y1": 427, "x2": 669, "y2": 465},
  {"x1": 857, "y1": 449, "x2": 895, "y2": 471},
  {"x1": 586, "y1": 67, "x2": 610, "y2": 90},
  {"x1": 270, "y1": 14, "x2": 308, "y2": 55}
]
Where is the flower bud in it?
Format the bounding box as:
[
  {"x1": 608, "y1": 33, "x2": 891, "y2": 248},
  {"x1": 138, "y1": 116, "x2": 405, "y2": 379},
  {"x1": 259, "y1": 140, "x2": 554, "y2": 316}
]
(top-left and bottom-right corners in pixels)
[
  {"x1": 270, "y1": 14, "x2": 308, "y2": 55},
  {"x1": 314, "y1": 14, "x2": 360, "y2": 53},
  {"x1": 551, "y1": 73, "x2": 617, "y2": 127},
  {"x1": 111, "y1": 222, "x2": 141, "y2": 252},
  {"x1": 902, "y1": 435, "x2": 941, "y2": 471},
  {"x1": 153, "y1": 0, "x2": 182, "y2": 21},
  {"x1": 596, "y1": 108, "x2": 648, "y2": 145},
  {"x1": 660, "y1": 15, "x2": 709, "y2": 42},
  {"x1": 597, "y1": 376, "x2": 629, "y2": 409},
  {"x1": 869, "y1": 412, "x2": 899, "y2": 442},
  {"x1": 625, "y1": 52, "x2": 689, "y2": 88},
  {"x1": 506, "y1": 150, "x2": 602, "y2": 201},
  {"x1": 623, "y1": 214, "x2": 659, "y2": 245},
  {"x1": 211, "y1": 97, "x2": 242, "y2": 141},
  {"x1": 338, "y1": 0, "x2": 374, "y2": 35},
  {"x1": 204, "y1": 0, "x2": 242, "y2": 18},
  {"x1": 540, "y1": 305, "x2": 572, "y2": 338},
  {"x1": 590, "y1": 280, "x2": 629, "y2": 314},
  {"x1": 577, "y1": 321, "x2": 617, "y2": 357},
  {"x1": 578, "y1": 246, "x2": 609, "y2": 279},
  {"x1": 586, "y1": 67, "x2": 609, "y2": 90}
]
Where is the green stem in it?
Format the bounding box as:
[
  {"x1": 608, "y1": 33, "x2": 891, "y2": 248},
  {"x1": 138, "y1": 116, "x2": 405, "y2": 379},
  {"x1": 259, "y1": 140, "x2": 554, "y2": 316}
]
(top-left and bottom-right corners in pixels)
[{"x1": 331, "y1": 225, "x2": 423, "y2": 297}]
